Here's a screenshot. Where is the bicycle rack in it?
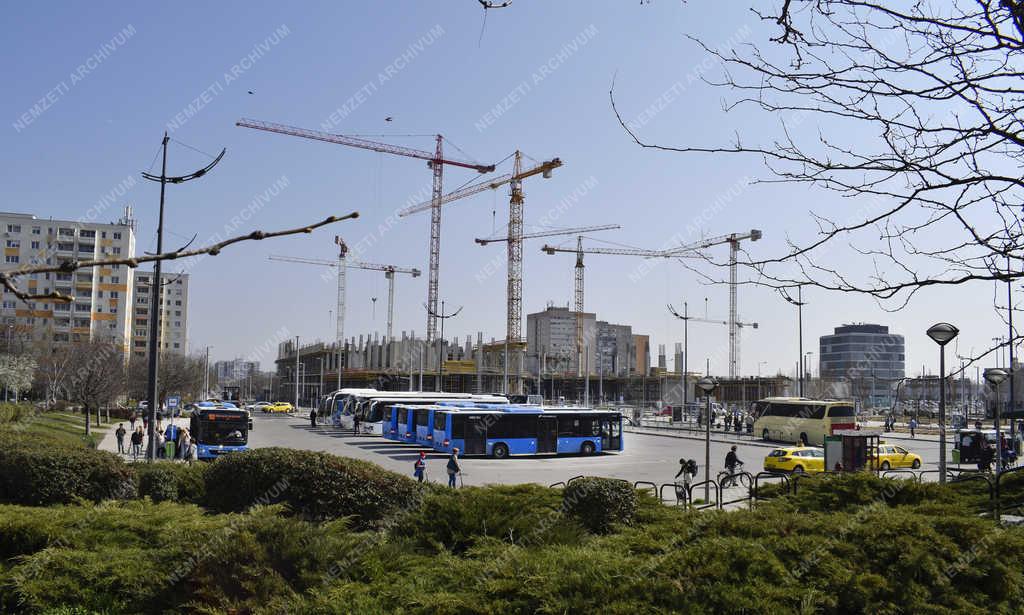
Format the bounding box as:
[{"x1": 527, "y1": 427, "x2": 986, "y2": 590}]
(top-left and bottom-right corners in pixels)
[
  {"x1": 994, "y1": 466, "x2": 1024, "y2": 519},
  {"x1": 549, "y1": 481, "x2": 565, "y2": 489},
  {"x1": 753, "y1": 472, "x2": 790, "y2": 501},
  {"x1": 916, "y1": 469, "x2": 946, "y2": 483},
  {"x1": 566, "y1": 475, "x2": 585, "y2": 485},
  {"x1": 881, "y1": 469, "x2": 921, "y2": 483},
  {"x1": 661, "y1": 482, "x2": 688, "y2": 507},
  {"x1": 633, "y1": 481, "x2": 658, "y2": 497},
  {"x1": 717, "y1": 471, "x2": 755, "y2": 510},
  {"x1": 687, "y1": 480, "x2": 719, "y2": 510}
]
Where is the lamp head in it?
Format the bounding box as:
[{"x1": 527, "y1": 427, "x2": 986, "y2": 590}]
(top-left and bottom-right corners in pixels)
[
  {"x1": 696, "y1": 376, "x2": 718, "y2": 394},
  {"x1": 984, "y1": 367, "x2": 1009, "y2": 386},
  {"x1": 926, "y1": 322, "x2": 959, "y2": 346}
]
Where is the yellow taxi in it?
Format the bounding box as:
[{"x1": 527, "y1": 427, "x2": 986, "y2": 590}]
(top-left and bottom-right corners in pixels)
[
  {"x1": 265, "y1": 401, "x2": 294, "y2": 414},
  {"x1": 763, "y1": 446, "x2": 825, "y2": 474},
  {"x1": 872, "y1": 442, "x2": 922, "y2": 470}
]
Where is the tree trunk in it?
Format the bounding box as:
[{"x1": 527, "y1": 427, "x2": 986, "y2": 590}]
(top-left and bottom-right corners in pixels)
[
  {"x1": 96, "y1": 405, "x2": 101, "y2": 426},
  {"x1": 84, "y1": 405, "x2": 91, "y2": 436}
]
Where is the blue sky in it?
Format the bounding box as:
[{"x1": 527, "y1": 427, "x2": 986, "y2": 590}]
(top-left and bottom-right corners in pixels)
[{"x1": 1, "y1": 1, "x2": 1011, "y2": 378}]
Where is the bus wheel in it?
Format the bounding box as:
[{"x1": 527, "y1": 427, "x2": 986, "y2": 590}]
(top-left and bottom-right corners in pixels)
[
  {"x1": 581, "y1": 441, "x2": 596, "y2": 455},
  {"x1": 492, "y1": 443, "x2": 509, "y2": 459},
  {"x1": 762, "y1": 429, "x2": 770, "y2": 441}
]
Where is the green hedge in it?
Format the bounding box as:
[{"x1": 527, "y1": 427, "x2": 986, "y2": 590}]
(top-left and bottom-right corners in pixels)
[
  {"x1": 134, "y1": 462, "x2": 207, "y2": 504},
  {"x1": 0, "y1": 436, "x2": 136, "y2": 506},
  {"x1": 202, "y1": 447, "x2": 422, "y2": 528},
  {"x1": 0, "y1": 403, "x2": 36, "y2": 425},
  {"x1": 562, "y1": 477, "x2": 637, "y2": 533}
]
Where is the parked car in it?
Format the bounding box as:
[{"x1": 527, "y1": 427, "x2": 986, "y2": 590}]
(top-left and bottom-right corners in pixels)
[
  {"x1": 871, "y1": 442, "x2": 922, "y2": 470},
  {"x1": 763, "y1": 446, "x2": 825, "y2": 474},
  {"x1": 264, "y1": 401, "x2": 294, "y2": 414}
]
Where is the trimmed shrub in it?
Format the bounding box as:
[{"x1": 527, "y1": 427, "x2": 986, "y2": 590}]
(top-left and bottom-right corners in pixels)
[
  {"x1": 392, "y1": 484, "x2": 582, "y2": 554},
  {"x1": 135, "y1": 462, "x2": 207, "y2": 504},
  {"x1": 202, "y1": 447, "x2": 421, "y2": 527},
  {"x1": 0, "y1": 439, "x2": 136, "y2": 505},
  {"x1": 562, "y1": 477, "x2": 637, "y2": 534},
  {"x1": 0, "y1": 403, "x2": 36, "y2": 425}
]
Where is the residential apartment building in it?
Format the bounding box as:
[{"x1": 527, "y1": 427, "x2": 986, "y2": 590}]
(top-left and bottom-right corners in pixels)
[
  {"x1": 131, "y1": 272, "x2": 189, "y2": 358},
  {"x1": 0, "y1": 210, "x2": 136, "y2": 352},
  {"x1": 215, "y1": 358, "x2": 259, "y2": 384}
]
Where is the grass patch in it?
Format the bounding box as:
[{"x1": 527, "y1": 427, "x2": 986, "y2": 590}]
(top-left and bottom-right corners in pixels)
[{"x1": 0, "y1": 408, "x2": 99, "y2": 449}]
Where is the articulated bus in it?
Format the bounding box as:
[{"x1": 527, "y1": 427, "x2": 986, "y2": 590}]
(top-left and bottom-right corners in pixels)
[
  {"x1": 751, "y1": 397, "x2": 857, "y2": 446},
  {"x1": 384, "y1": 401, "x2": 509, "y2": 445},
  {"x1": 432, "y1": 408, "x2": 624, "y2": 457}
]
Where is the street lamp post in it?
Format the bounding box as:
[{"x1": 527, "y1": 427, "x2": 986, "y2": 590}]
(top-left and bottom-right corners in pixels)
[
  {"x1": 985, "y1": 368, "x2": 1009, "y2": 478},
  {"x1": 667, "y1": 301, "x2": 691, "y2": 418},
  {"x1": 782, "y1": 287, "x2": 807, "y2": 396},
  {"x1": 426, "y1": 300, "x2": 462, "y2": 392},
  {"x1": 294, "y1": 336, "x2": 300, "y2": 411},
  {"x1": 696, "y1": 376, "x2": 718, "y2": 503},
  {"x1": 927, "y1": 322, "x2": 959, "y2": 484}
]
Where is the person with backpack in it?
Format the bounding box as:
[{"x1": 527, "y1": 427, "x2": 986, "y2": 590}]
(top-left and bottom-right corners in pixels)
[
  {"x1": 446, "y1": 448, "x2": 461, "y2": 488},
  {"x1": 414, "y1": 451, "x2": 427, "y2": 483},
  {"x1": 130, "y1": 427, "x2": 143, "y2": 460},
  {"x1": 115, "y1": 423, "x2": 127, "y2": 455},
  {"x1": 674, "y1": 458, "x2": 697, "y2": 504},
  {"x1": 723, "y1": 445, "x2": 743, "y2": 487}
]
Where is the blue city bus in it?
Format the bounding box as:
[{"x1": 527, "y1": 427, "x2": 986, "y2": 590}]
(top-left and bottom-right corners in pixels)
[
  {"x1": 189, "y1": 405, "x2": 250, "y2": 460},
  {"x1": 432, "y1": 408, "x2": 623, "y2": 458},
  {"x1": 412, "y1": 401, "x2": 509, "y2": 446}
]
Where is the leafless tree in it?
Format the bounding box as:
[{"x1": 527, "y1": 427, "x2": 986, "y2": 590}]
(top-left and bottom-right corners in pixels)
[
  {"x1": 127, "y1": 352, "x2": 205, "y2": 404},
  {"x1": 66, "y1": 339, "x2": 125, "y2": 436},
  {"x1": 613, "y1": 0, "x2": 1024, "y2": 364}
]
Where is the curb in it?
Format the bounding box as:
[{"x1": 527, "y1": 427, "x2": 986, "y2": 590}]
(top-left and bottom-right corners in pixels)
[{"x1": 626, "y1": 426, "x2": 780, "y2": 449}]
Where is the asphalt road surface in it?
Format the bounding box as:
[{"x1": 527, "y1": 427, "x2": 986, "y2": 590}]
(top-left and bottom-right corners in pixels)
[{"x1": 248, "y1": 413, "x2": 951, "y2": 488}]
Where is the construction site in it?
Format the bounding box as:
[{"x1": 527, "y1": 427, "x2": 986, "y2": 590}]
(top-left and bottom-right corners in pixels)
[{"x1": 238, "y1": 119, "x2": 781, "y2": 408}]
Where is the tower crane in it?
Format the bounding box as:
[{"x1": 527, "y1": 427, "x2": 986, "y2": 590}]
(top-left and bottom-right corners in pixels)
[
  {"x1": 542, "y1": 228, "x2": 762, "y2": 378},
  {"x1": 237, "y1": 118, "x2": 494, "y2": 342},
  {"x1": 399, "y1": 151, "x2": 561, "y2": 347},
  {"x1": 269, "y1": 242, "x2": 420, "y2": 351},
  {"x1": 475, "y1": 223, "x2": 620, "y2": 384}
]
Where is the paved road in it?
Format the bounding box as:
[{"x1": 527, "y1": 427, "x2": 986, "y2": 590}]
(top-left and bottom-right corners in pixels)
[{"x1": 246, "y1": 414, "x2": 952, "y2": 488}]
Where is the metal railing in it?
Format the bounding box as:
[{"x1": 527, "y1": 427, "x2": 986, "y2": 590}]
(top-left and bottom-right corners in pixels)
[
  {"x1": 717, "y1": 471, "x2": 755, "y2": 510},
  {"x1": 687, "y1": 480, "x2": 719, "y2": 510},
  {"x1": 753, "y1": 472, "x2": 790, "y2": 502}
]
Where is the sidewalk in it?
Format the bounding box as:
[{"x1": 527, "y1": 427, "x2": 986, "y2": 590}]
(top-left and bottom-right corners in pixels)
[{"x1": 99, "y1": 416, "x2": 189, "y2": 460}]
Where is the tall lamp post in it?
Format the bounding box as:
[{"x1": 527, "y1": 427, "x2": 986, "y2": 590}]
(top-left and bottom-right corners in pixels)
[
  {"x1": 782, "y1": 287, "x2": 807, "y2": 396},
  {"x1": 926, "y1": 322, "x2": 959, "y2": 484},
  {"x1": 668, "y1": 301, "x2": 692, "y2": 416},
  {"x1": 426, "y1": 300, "x2": 462, "y2": 392},
  {"x1": 696, "y1": 376, "x2": 718, "y2": 503},
  {"x1": 985, "y1": 368, "x2": 1009, "y2": 478}
]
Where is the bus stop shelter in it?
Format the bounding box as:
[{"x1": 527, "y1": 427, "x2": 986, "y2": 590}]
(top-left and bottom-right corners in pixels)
[{"x1": 824, "y1": 429, "x2": 882, "y2": 473}]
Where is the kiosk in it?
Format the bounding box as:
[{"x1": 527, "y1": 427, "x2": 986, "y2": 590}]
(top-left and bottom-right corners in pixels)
[{"x1": 824, "y1": 429, "x2": 882, "y2": 473}]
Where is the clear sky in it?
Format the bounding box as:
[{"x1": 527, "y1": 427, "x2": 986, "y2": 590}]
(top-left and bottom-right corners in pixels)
[{"x1": 1, "y1": 1, "x2": 1011, "y2": 378}]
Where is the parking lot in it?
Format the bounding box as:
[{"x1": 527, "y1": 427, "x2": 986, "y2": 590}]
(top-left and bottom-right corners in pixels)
[{"x1": 248, "y1": 413, "x2": 953, "y2": 488}]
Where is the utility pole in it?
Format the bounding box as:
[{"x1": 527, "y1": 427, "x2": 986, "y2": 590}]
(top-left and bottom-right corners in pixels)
[
  {"x1": 782, "y1": 287, "x2": 807, "y2": 396},
  {"x1": 294, "y1": 336, "x2": 300, "y2": 410},
  {"x1": 140, "y1": 134, "x2": 224, "y2": 461},
  {"x1": 203, "y1": 346, "x2": 211, "y2": 399}
]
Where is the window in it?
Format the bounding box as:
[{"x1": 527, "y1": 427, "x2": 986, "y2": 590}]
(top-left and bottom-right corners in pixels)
[
  {"x1": 6, "y1": 225, "x2": 20, "y2": 233},
  {"x1": 1, "y1": 301, "x2": 14, "y2": 309},
  {"x1": 100, "y1": 231, "x2": 106, "y2": 239},
  {"x1": 4, "y1": 256, "x2": 18, "y2": 264},
  {"x1": 80, "y1": 230, "x2": 95, "y2": 238},
  {"x1": 135, "y1": 318, "x2": 146, "y2": 326},
  {"x1": 111, "y1": 276, "x2": 119, "y2": 283},
  {"x1": 30, "y1": 241, "x2": 39, "y2": 249},
  {"x1": 97, "y1": 291, "x2": 103, "y2": 298},
  {"x1": 78, "y1": 244, "x2": 94, "y2": 253},
  {"x1": 488, "y1": 414, "x2": 534, "y2": 439},
  {"x1": 109, "y1": 291, "x2": 118, "y2": 298},
  {"x1": 58, "y1": 228, "x2": 73, "y2": 236},
  {"x1": 31, "y1": 227, "x2": 40, "y2": 235},
  {"x1": 173, "y1": 342, "x2": 180, "y2": 349},
  {"x1": 137, "y1": 308, "x2": 148, "y2": 315},
  {"x1": 112, "y1": 247, "x2": 121, "y2": 255},
  {"x1": 54, "y1": 303, "x2": 69, "y2": 312},
  {"x1": 174, "y1": 310, "x2": 181, "y2": 316},
  {"x1": 5, "y1": 239, "x2": 19, "y2": 248},
  {"x1": 57, "y1": 242, "x2": 74, "y2": 251},
  {"x1": 826, "y1": 405, "x2": 856, "y2": 418},
  {"x1": 136, "y1": 297, "x2": 146, "y2": 305},
  {"x1": 175, "y1": 300, "x2": 182, "y2": 306},
  {"x1": 174, "y1": 321, "x2": 181, "y2": 327},
  {"x1": 134, "y1": 340, "x2": 146, "y2": 348},
  {"x1": 113, "y1": 232, "x2": 122, "y2": 240}
]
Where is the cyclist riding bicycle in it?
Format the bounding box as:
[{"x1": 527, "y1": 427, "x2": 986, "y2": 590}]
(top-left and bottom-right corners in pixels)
[{"x1": 723, "y1": 445, "x2": 744, "y2": 487}]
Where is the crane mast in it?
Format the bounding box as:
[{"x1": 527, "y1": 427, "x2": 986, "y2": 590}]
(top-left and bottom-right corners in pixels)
[{"x1": 237, "y1": 118, "x2": 493, "y2": 343}]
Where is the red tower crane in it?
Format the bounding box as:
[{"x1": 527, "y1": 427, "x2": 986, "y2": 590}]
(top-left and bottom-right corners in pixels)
[{"x1": 236, "y1": 118, "x2": 494, "y2": 342}]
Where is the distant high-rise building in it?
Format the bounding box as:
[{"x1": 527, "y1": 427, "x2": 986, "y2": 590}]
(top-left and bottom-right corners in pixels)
[
  {"x1": 0, "y1": 210, "x2": 136, "y2": 354},
  {"x1": 526, "y1": 305, "x2": 648, "y2": 376},
  {"x1": 819, "y1": 323, "x2": 905, "y2": 404},
  {"x1": 131, "y1": 272, "x2": 189, "y2": 358}
]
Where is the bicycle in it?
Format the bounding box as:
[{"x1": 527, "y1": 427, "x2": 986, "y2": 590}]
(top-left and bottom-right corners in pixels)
[{"x1": 717, "y1": 463, "x2": 750, "y2": 489}]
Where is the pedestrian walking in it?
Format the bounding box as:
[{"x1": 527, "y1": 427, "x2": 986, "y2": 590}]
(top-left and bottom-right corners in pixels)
[
  {"x1": 129, "y1": 413, "x2": 137, "y2": 431},
  {"x1": 446, "y1": 448, "x2": 461, "y2": 488},
  {"x1": 115, "y1": 423, "x2": 127, "y2": 455},
  {"x1": 130, "y1": 427, "x2": 143, "y2": 460},
  {"x1": 353, "y1": 414, "x2": 361, "y2": 435},
  {"x1": 155, "y1": 429, "x2": 166, "y2": 459},
  {"x1": 909, "y1": 417, "x2": 918, "y2": 438},
  {"x1": 180, "y1": 429, "x2": 194, "y2": 465},
  {"x1": 674, "y1": 458, "x2": 696, "y2": 503},
  {"x1": 414, "y1": 451, "x2": 427, "y2": 483},
  {"x1": 310, "y1": 408, "x2": 317, "y2": 428}
]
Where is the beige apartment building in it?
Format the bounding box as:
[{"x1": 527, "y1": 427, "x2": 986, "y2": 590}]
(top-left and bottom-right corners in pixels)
[
  {"x1": 0, "y1": 210, "x2": 136, "y2": 353},
  {"x1": 131, "y1": 272, "x2": 189, "y2": 358}
]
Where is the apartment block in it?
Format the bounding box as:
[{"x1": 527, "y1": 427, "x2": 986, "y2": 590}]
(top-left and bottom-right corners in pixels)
[
  {"x1": 131, "y1": 272, "x2": 189, "y2": 358},
  {"x1": 215, "y1": 358, "x2": 259, "y2": 384},
  {"x1": 0, "y1": 211, "x2": 136, "y2": 351}
]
